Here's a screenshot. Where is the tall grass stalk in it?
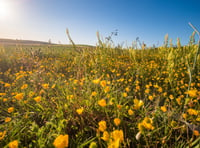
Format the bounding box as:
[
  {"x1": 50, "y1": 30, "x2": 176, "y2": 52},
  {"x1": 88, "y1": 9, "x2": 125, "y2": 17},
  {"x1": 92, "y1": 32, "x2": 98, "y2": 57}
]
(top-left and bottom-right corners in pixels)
[{"x1": 186, "y1": 23, "x2": 200, "y2": 98}]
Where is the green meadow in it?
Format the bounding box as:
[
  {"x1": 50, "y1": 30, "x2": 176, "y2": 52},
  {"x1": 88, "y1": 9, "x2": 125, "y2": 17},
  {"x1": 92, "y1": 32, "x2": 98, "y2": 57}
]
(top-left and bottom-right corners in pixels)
[{"x1": 0, "y1": 35, "x2": 200, "y2": 148}]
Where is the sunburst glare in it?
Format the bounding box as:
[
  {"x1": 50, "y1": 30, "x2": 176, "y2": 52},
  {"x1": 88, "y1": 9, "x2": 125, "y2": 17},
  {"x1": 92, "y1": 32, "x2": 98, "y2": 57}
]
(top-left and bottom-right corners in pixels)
[{"x1": 0, "y1": 0, "x2": 12, "y2": 20}]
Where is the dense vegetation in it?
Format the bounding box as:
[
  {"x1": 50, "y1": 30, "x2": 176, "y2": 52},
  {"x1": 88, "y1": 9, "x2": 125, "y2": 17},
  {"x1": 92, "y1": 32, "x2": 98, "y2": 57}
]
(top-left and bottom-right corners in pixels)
[{"x1": 0, "y1": 39, "x2": 199, "y2": 147}]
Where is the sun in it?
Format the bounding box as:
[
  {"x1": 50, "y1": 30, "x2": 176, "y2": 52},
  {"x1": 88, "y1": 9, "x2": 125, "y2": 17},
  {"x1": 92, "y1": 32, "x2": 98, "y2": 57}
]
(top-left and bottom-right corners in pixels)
[{"x1": 0, "y1": 0, "x2": 11, "y2": 20}]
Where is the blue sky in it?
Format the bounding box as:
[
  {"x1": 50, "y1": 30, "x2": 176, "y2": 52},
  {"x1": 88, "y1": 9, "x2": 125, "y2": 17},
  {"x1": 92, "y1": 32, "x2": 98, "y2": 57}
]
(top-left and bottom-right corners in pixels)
[{"x1": 0, "y1": 0, "x2": 200, "y2": 47}]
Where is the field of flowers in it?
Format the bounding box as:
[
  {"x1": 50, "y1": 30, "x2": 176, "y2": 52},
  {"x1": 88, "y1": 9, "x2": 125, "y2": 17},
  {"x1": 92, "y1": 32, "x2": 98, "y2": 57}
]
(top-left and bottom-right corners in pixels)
[{"x1": 0, "y1": 41, "x2": 199, "y2": 147}]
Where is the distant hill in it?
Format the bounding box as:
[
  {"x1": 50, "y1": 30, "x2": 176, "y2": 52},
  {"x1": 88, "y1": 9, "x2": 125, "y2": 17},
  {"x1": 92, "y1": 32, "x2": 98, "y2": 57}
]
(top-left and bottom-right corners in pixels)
[
  {"x1": 0, "y1": 38, "x2": 95, "y2": 49},
  {"x1": 0, "y1": 38, "x2": 51, "y2": 45}
]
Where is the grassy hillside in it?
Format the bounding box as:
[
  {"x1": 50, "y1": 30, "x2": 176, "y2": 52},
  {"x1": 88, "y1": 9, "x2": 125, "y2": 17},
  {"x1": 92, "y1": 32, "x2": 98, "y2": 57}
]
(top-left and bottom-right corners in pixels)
[
  {"x1": 0, "y1": 38, "x2": 51, "y2": 45},
  {"x1": 0, "y1": 42, "x2": 199, "y2": 147}
]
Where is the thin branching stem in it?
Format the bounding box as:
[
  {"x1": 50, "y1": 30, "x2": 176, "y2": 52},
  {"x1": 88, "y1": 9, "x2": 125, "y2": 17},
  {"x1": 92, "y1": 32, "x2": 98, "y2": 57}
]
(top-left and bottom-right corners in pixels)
[{"x1": 189, "y1": 22, "x2": 200, "y2": 36}]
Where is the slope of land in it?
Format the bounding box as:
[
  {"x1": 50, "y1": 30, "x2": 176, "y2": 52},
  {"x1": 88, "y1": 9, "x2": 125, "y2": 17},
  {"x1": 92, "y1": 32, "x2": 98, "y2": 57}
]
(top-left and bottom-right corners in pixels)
[
  {"x1": 0, "y1": 38, "x2": 95, "y2": 50},
  {"x1": 0, "y1": 38, "x2": 51, "y2": 45}
]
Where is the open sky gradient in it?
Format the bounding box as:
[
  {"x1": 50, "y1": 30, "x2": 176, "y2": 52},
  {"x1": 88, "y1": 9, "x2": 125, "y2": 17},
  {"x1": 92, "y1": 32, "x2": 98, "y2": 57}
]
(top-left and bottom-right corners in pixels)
[{"x1": 1, "y1": 0, "x2": 200, "y2": 47}]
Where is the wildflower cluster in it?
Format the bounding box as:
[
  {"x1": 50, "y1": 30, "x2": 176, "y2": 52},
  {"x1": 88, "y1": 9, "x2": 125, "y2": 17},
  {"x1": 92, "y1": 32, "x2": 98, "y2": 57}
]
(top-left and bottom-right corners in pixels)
[{"x1": 0, "y1": 40, "x2": 199, "y2": 147}]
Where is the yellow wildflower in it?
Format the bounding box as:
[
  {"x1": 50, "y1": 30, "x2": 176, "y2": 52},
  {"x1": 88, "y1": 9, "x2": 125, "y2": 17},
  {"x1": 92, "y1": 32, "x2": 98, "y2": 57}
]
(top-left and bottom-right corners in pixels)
[
  {"x1": 98, "y1": 120, "x2": 107, "y2": 132},
  {"x1": 34, "y1": 96, "x2": 41, "y2": 102},
  {"x1": 14, "y1": 93, "x2": 24, "y2": 101},
  {"x1": 169, "y1": 95, "x2": 174, "y2": 100},
  {"x1": 128, "y1": 109, "x2": 134, "y2": 115},
  {"x1": 111, "y1": 130, "x2": 124, "y2": 142},
  {"x1": 125, "y1": 87, "x2": 130, "y2": 92},
  {"x1": 52, "y1": 84, "x2": 56, "y2": 88},
  {"x1": 133, "y1": 99, "x2": 144, "y2": 110},
  {"x1": 4, "y1": 83, "x2": 11, "y2": 88},
  {"x1": 39, "y1": 89, "x2": 45, "y2": 95},
  {"x1": 176, "y1": 97, "x2": 182, "y2": 105},
  {"x1": 138, "y1": 123, "x2": 145, "y2": 132},
  {"x1": 163, "y1": 92, "x2": 167, "y2": 96},
  {"x1": 0, "y1": 130, "x2": 6, "y2": 140},
  {"x1": 116, "y1": 73, "x2": 121, "y2": 76},
  {"x1": 73, "y1": 80, "x2": 78, "y2": 85},
  {"x1": 3, "y1": 98, "x2": 7, "y2": 102},
  {"x1": 111, "y1": 69, "x2": 116, "y2": 73},
  {"x1": 91, "y1": 91, "x2": 97, "y2": 97},
  {"x1": 136, "y1": 85, "x2": 140, "y2": 90},
  {"x1": 153, "y1": 84, "x2": 158, "y2": 88},
  {"x1": 148, "y1": 95, "x2": 153, "y2": 101},
  {"x1": 66, "y1": 95, "x2": 73, "y2": 100},
  {"x1": 104, "y1": 86, "x2": 110, "y2": 93},
  {"x1": 182, "y1": 113, "x2": 187, "y2": 119},
  {"x1": 5, "y1": 117, "x2": 11, "y2": 122},
  {"x1": 12, "y1": 92, "x2": 17, "y2": 96},
  {"x1": 187, "y1": 89, "x2": 197, "y2": 98},
  {"x1": 16, "y1": 75, "x2": 23, "y2": 80},
  {"x1": 123, "y1": 92, "x2": 127, "y2": 97},
  {"x1": 145, "y1": 89, "x2": 150, "y2": 94},
  {"x1": 0, "y1": 93, "x2": 6, "y2": 96},
  {"x1": 187, "y1": 108, "x2": 198, "y2": 116},
  {"x1": 9, "y1": 140, "x2": 18, "y2": 148},
  {"x1": 53, "y1": 134, "x2": 69, "y2": 148},
  {"x1": 8, "y1": 107, "x2": 14, "y2": 113},
  {"x1": 196, "y1": 117, "x2": 200, "y2": 122},
  {"x1": 42, "y1": 83, "x2": 49, "y2": 89},
  {"x1": 138, "y1": 117, "x2": 154, "y2": 132},
  {"x1": 114, "y1": 118, "x2": 121, "y2": 126},
  {"x1": 28, "y1": 91, "x2": 35, "y2": 98},
  {"x1": 76, "y1": 107, "x2": 84, "y2": 115},
  {"x1": 116, "y1": 104, "x2": 121, "y2": 110},
  {"x1": 143, "y1": 122, "x2": 154, "y2": 130},
  {"x1": 108, "y1": 139, "x2": 120, "y2": 148},
  {"x1": 160, "y1": 106, "x2": 167, "y2": 112},
  {"x1": 101, "y1": 131, "x2": 109, "y2": 141},
  {"x1": 98, "y1": 99, "x2": 106, "y2": 107},
  {"x1": 158, "y1": 87, "x2": 163, "y2": 93},
  {"x1": 100, "y1": 80, "x2": 107, "y2": 87},
  {"x1": 92, "y1": 79, "x2": 100, "y2": 84},
  {"x1": 193, "y1": 130, "x2": 199, "y2": 136},
  {"x1": 21, "y1": 84, "x2": 28, "y2": 90}
]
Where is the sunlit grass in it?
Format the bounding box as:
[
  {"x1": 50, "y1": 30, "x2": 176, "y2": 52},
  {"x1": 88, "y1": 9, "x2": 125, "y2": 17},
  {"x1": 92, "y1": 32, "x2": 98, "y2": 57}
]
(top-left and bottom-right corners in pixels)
[{"x1": 0, "y1": 38, "x2": 199, "y2": 147}]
